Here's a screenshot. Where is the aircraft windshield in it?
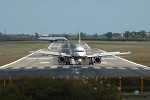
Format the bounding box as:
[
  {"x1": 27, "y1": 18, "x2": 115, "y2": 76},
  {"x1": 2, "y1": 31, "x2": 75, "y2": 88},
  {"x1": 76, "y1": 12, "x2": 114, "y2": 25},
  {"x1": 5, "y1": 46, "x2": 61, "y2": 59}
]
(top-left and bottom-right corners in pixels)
[{"x1": 75, "y1": 50, "x2": 85, "y2": 52}]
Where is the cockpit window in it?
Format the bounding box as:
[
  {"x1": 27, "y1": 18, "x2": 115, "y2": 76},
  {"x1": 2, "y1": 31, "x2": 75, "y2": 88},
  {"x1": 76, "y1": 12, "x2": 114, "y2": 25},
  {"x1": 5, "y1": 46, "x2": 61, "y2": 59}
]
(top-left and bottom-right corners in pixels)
[{"x1": 75, "y1": 50, "x2": 85, "y2": 52}]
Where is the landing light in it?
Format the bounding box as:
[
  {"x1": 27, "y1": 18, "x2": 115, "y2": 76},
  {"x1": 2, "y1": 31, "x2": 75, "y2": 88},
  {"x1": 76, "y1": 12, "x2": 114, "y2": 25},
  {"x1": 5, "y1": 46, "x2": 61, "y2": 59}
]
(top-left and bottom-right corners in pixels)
[{"x1": 78, "y1": 59, "x2": 82, "y2": 62}]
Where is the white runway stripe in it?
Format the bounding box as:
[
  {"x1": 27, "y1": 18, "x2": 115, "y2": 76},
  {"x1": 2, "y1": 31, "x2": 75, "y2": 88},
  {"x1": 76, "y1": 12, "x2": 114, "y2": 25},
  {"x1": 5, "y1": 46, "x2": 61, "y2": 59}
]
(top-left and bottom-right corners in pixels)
[
  {"x1": 63, "y1": 66, "x2": 70, "y2": 68},
  {"x1": 117, "y1": 67, "x2": 126, "y2": 69},
  {"x1": 12, "y1": 67, "x2": 20, "y2": 69},
  {"x1": 41, "y1": 62, "x2": 50, "y2": 64},
  {"x1": 50, "y1": 66, "x2": 58, "y2": 69},
  {"x1": 101, "y1": 62, "x2": 107, "y2": 64},
  {"x1": 93, "y1": 67, "x2": 101, "y2": 69},
  {"x1": 0, "y1": 67, "x2": 7, "y2": 69},
  {"x1": 131, "y1": 67, "x2": 139, "y2": 70},
  {"x1": 106, "y1": 67, "x2": 114, "y2": 69},
  {"x1": 37, "y1": 67, "x2": 44, "y2": 69},
  {"x1": 144, "y1": 67, "x2": 150, "y2": 70},
  {"x1": 24, "y1": 67, "x2": 32, "y2": 69}
]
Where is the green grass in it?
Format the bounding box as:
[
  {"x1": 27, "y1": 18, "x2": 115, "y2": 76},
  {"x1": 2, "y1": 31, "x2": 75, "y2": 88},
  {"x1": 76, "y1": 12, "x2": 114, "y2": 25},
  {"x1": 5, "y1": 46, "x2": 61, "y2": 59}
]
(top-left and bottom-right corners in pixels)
[{"x1": 0, "y1": 41, "x2": 50, "y2": 66}]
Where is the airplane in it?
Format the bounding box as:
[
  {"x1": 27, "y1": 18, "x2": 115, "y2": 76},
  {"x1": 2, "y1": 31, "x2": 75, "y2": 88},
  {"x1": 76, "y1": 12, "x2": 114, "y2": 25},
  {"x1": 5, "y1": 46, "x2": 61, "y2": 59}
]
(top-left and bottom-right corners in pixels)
[
  {"x1": 31, "y1": 31, "x2": 130, "y2": 65},
  {"x1": 35, "y1": 33, "x2": 67, "y2": 42}
]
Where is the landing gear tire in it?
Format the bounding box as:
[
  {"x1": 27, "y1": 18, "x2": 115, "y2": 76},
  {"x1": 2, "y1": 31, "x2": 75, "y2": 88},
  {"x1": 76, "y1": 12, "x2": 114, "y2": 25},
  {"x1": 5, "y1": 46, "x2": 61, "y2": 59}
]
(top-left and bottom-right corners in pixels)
[
  {"x1": 92, "y1": 62, "x2": 94, "y2": 65},
  {"x1": 89, "y1": 62, "x2": 94, "y2": 65},
  {"x1": 66, "y1": 61, "x2": 70, "y2": 65},
  {"x1": 89, "y1": 62, "x2": 91, "y2": 65}
]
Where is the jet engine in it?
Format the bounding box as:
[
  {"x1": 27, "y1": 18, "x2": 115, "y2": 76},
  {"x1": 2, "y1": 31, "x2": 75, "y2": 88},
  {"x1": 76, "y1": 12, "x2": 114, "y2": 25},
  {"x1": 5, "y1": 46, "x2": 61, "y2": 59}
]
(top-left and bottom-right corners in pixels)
[
  {"x1": 58, "y1": 56, "x2": 66, "y2": 63},
  {"x1": 94, "y1": 57, "x2": 101, "y2": 63}
]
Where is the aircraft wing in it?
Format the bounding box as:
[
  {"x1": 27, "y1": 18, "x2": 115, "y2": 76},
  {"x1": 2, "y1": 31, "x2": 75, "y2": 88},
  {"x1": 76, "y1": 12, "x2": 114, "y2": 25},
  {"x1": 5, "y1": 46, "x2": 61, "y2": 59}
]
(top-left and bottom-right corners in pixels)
[
  {"x1": 30, "y1": 51, "x2": 72, "y2": 57},
  {"x1": 87, "y1": 52, "x2": 130, "y2": 58}
]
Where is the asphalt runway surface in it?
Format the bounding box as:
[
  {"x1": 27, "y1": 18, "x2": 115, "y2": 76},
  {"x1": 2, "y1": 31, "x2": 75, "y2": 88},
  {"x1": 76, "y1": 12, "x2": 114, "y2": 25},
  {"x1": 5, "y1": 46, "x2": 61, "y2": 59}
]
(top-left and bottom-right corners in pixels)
[{"x1": 0, "y1": 42, "x2": 150, "y2": 78}]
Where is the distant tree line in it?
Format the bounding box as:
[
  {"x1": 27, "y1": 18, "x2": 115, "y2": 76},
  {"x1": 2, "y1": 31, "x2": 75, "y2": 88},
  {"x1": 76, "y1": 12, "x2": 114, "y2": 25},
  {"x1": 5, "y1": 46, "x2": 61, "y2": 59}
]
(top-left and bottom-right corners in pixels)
[
  {"x1": 0, "y1": 30, "x2": 150, "y2": 41},
  {"x1": 0, "y1": 33, "x2": 36, "y2": 41}
]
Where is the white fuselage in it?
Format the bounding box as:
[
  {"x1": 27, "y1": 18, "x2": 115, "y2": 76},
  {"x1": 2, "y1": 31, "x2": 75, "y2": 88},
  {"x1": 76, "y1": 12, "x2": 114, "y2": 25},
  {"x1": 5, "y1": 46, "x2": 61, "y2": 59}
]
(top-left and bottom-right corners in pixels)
[{"x1": 73, "y1": 45, "x2": 86, "y2": 58}]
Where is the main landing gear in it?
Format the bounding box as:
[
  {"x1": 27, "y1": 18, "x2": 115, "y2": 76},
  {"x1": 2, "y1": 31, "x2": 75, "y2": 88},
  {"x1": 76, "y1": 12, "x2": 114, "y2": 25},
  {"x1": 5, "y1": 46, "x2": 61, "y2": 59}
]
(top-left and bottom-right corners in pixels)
[
  {"x1": 89, "y1": 58, "x2": 94, "y2": 65},
  {"x1": 65, "y1": 61, "x2": 70, "y2": 65}
]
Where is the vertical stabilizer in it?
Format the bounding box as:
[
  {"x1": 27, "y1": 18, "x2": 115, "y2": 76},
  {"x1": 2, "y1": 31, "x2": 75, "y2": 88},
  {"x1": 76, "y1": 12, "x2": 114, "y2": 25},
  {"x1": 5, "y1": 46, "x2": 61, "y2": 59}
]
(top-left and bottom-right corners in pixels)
[
  {"x1": 35, "y1": 33, "x2": 40, "y2": 38},
  {"x1": 78, "y1": 28, "x2": 81, "y2": 45}
]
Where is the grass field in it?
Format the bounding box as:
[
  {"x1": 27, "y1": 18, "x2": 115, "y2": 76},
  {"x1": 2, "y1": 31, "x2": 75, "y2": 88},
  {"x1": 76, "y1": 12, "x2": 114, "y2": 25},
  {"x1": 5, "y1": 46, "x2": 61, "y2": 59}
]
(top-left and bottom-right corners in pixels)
[
  {"x1": 85, "y1": 41, "x2": 150, "y2": 67},
  {"x1": 0, "y1": 41, "x2": 150, "y2": 67},
  {"x1": 0, "y1": 41, "x2": 50, "y2": 66}
]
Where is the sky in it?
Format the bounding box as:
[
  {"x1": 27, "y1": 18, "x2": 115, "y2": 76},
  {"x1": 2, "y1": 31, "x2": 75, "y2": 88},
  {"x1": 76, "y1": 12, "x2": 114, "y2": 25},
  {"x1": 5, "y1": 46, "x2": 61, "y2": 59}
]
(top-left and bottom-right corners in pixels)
[{"x1": 0, "y1": 0, "x2": 150, "y2": 35}]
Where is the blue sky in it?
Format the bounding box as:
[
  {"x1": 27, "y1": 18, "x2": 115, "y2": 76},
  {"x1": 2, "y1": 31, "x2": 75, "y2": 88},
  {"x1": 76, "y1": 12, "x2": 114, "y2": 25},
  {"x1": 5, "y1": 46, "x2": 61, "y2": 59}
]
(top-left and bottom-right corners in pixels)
[{"x1": 0, "y1": 0, "x2": 150, "y2": 35}]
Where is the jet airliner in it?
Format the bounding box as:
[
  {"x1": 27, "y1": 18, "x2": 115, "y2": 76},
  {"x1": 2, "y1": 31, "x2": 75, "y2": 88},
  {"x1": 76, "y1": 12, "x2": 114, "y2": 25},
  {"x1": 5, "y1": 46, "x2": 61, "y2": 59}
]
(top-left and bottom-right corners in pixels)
[
  {"x1": 35, "y1": 33, "x2": 67, "y2": 42},
  {"x1": 31, "y1": 31, "x2": 130, "y2": 65}
]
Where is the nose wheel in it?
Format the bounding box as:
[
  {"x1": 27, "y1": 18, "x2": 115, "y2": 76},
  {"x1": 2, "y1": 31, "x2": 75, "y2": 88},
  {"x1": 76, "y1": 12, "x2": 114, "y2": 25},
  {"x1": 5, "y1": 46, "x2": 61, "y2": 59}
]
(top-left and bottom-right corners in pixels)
[{"x1": 78, "y1": 62, "x2": 81, "y2": 65}]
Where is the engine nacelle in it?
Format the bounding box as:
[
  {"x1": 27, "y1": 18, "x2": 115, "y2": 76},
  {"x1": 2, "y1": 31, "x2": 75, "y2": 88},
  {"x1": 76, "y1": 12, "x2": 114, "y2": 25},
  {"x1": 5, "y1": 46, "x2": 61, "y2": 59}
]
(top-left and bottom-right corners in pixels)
[
  {"x1": 58, "y1": 56, "x2": 66, "y2": 63},
  {"x1": 94, "y1": 57, "x2": 101, "y2": 63}
]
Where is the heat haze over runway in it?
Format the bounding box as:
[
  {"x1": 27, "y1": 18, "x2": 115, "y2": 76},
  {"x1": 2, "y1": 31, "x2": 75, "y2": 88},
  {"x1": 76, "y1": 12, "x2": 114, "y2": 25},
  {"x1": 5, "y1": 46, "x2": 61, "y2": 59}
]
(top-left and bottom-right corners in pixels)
[{"x1": 0, "y1": 43, "x2": 150, "y2": 77}]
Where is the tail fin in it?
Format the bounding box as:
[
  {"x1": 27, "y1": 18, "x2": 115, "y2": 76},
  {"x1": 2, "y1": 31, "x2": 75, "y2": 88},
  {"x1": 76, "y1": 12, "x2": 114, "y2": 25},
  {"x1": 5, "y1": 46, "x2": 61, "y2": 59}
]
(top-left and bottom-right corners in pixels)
[
  {"x1": 78, "y1": 28, "x2": 81, "y2": 45},
  {"x1": 35, "y1": 33, "x2": 40, "y2": 38}
]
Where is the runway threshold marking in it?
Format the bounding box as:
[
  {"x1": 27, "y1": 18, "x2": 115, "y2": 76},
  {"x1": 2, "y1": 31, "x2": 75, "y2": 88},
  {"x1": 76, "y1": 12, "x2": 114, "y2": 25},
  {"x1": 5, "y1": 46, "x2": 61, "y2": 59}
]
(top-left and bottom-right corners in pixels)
[
  {"x1": 37, "y1": 67, "x2": 45, "y2": 69},
  {"x1": 0, "y1": 67, "x2": 7, "y2": 69},
  {"x1": 144, "y1": 67, "x2": 150, "y2": 70},
  {"x1": 37, "y1": 67, "x2": 44, "y2": 69},
  {"x1": 50, "y1": 66, "x2": 58, "y2": 69},
  {"x1": 12, "y1": 67, "x2": 20, "y2": 69},
  {"x1": 24, "y1": 67, "x2": 32, "y2": 69},
  {"x1": 131, "y1": 67, "x2": 139, "y2": 70},
  {"x1": 63, "y1": 66, "x2": 70, "y2": 68},
  {"x1": 106, "y1": 67, "x2": 114, "y2": 69},
  {"x1": 93, "y1": 67, "x2": 101, "y2": 69},
  {"x1": 117, "y1": 67, "x2": 126, "y2": 69}
]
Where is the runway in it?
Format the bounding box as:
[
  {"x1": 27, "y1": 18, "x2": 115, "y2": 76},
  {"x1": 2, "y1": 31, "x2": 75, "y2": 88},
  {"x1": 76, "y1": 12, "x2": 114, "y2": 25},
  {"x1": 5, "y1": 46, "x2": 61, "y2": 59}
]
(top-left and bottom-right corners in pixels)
[{"x1": 0, "y1": 42, "x2": 150, "y2": 77}]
